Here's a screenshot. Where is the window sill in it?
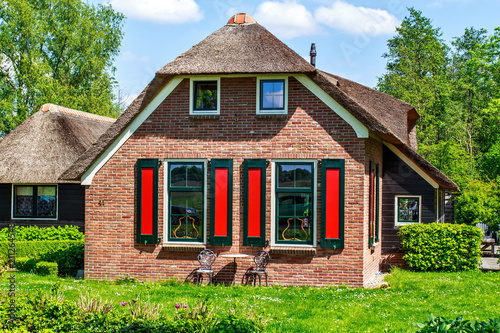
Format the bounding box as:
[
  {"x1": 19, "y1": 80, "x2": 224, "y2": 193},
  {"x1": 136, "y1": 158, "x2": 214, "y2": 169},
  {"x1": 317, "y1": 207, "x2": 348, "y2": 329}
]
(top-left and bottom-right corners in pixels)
[
  {"x1": 269, "y1": 246, "x2": 316, "y2": 255},
  {"x1": 162, "y1": 244, "x2": 206, "y2": 252},
  {"x1": 189, "y1": 115, "x2": 219, "y2": 121},
  {"x1": 255, "y1": 114, "x2": 288, "y2": 120}
]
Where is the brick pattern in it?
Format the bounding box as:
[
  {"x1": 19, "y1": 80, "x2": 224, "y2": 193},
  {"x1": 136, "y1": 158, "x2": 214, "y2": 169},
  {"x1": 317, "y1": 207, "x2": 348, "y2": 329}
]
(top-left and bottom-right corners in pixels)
[{"x1": 85, "y1": 77, "x2": 380, "y2": 287}]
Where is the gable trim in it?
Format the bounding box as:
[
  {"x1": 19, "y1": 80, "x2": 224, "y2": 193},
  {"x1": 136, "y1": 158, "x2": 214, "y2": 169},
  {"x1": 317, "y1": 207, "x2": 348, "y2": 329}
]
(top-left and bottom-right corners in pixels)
[
  {"x1": 293, "y1": 74, "x2": 369, "y2": 138},
  {"x1": 81, "y1": 77, "x2": 184, "y2": 185},
  {"x1": 384, "y1": 142, "x2": 439, "y2": 189}
]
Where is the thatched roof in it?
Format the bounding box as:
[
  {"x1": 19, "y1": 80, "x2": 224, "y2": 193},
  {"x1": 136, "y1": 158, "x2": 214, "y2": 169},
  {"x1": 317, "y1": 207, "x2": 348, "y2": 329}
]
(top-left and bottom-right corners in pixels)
[
  {"x1": 0, "y1": 104, "x2": 115, "y2": 184},
  {"x1": 60, "y1": 13, "x2": 458, "y2": 191}
]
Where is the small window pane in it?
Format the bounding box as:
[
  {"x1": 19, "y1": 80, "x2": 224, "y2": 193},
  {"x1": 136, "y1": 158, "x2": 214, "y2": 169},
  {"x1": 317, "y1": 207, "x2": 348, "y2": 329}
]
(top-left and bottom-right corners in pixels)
[
  {"x1": 398, "y1": 197, "x2": 420, "y2": 222},
  {"x1": 170, "y1": 192, "x2": 203, "y2": 213},
  {"x1": 277, "y1": 217, "x2": 312, "y2": 242},
  {"x1": 278, "y1": 164, "x2": 312, "y2": 188},
  {"x1": 261, "y1": 80, "x2": 284, "y2": 110},
  {"x1": 170, "y1": 163, "x2": 203, "y2": 188},
  {"x1": 277, "y1": 193, "x2": 311, "y2": 217},
  {"x1": 170, "y1": 191, "x2": 203, "y2": 240},
  {"x1": 194, "y1": 81, "x2": 217, "y2": 110},
  {"x1": 37, "y1": 186, "x2": 56, "y2": 217},
  {"x1": 15, "y1": 186, "x2": 33, "y2": 217}
]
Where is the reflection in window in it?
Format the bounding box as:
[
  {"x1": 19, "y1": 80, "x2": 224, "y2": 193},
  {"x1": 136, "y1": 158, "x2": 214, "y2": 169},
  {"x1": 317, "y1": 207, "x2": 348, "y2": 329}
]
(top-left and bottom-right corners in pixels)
[
  {"x1": 168, "y1": 162, "x2": 204, "y2": 241},
  {"x1": 194, "y1": 81, "x2": 217, "y2": 111},
  {"x1": 275, "y1": 162, "x2": 314, "y2": 244},
  {"x1": 14, "y1": 185, "x2": 57, "y2": 218},
  {"x1": 397, "y1": 197, "x2": 420, "y2": 223},
  {"x1": 260, "y1": 80, "x2": 285, "y2": 110}
]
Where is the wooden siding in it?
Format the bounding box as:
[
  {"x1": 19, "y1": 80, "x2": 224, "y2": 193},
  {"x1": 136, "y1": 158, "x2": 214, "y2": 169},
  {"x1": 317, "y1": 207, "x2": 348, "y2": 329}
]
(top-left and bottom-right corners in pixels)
[
  {"x1": 0, "y1": 183, "x2": 85, "y2": 232},
  {"x1": 382, "y1": 146, "x2": 436, "y2": 253}
]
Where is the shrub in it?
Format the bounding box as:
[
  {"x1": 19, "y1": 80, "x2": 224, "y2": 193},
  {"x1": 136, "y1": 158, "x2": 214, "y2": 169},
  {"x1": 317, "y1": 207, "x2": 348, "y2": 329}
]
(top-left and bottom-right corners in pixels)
[
  {"x1": 455, "y1": 179, "x2": 500, "y2": 230},
  {"x1": 15, "y1": 257, "x2": 37, "y2": 273},
  {"x1": 414, "y1": 314, "x2": 500, "y2": 332},
  {"x1": 0, "y1": 225, "x2": 84, "y2": 242},
  {"x1": 34, "y1": 262, "x2": 58, "y2": 276},
  {"x1": 399, "y1": 223, "x2": 482, "y2": 271}
]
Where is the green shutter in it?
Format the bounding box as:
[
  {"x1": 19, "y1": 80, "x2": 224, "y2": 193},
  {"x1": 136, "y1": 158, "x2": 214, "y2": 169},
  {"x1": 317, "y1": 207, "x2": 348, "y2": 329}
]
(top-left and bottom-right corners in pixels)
[
  {"x1": 136, "y1": 159, "x2": 159, "y2": 244},
  {"x1": 210, "y1": 159, "x2": 233, "y2": 246},
  {"x1": 243, "y1": 159, "x2": 267, "y2": 247},
  {"x1": 375, "y1": 163, "x2": 380, "y2": 243},
  {"x1": 320, "y1": 159, "x2": 345, "y2": 249}
]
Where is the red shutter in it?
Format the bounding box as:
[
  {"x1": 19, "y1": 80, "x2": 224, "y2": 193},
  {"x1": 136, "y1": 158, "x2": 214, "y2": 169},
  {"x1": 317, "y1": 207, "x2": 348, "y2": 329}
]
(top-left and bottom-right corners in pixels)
[
  {"x1": 141, "y1": 167, "x2": 154, "y2": 235},
  {"x1": 214, "y1": 167, "x2": 228, "y2": 237},
  {"x1": 325, "y1": 168, "x2": 340, "y2": 239},
  {"x1": 248, "y1": 168, "x2": 262, "y2": 237}
]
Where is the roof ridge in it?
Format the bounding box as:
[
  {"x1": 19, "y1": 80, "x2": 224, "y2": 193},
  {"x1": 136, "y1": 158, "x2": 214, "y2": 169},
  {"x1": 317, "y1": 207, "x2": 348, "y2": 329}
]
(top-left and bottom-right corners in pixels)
[{"x1": 39, "y1": 103, "x2": 116, "y2": 124}]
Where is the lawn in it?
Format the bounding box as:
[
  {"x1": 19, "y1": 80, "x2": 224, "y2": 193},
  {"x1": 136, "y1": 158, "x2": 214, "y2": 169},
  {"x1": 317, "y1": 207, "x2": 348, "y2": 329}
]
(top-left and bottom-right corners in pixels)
[{"x1": 1, "y1": 268, "x2": 499, "y2": 332}]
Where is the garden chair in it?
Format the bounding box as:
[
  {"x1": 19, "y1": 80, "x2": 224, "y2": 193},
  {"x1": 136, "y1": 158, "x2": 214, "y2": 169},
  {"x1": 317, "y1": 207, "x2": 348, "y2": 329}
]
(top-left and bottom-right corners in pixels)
[
  {"x1": 476, "y1": 223, "x2": 495, "y2": 257},
  {"x1": 250, "y1": 251, "x2": 270, "y2": 286},
  {"x1": 196, "y1": 249, "x2": 216, "y2": 284}
]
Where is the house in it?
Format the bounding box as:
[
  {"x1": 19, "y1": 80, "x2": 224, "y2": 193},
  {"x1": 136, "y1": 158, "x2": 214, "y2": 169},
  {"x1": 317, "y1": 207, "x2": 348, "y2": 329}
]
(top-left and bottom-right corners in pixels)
[
  {"x1": 0, "y1": 103, "x2": 115, "y2": 231},
  {"x1": 60, "y1": 13, "x2": 459, "y2": 286}
]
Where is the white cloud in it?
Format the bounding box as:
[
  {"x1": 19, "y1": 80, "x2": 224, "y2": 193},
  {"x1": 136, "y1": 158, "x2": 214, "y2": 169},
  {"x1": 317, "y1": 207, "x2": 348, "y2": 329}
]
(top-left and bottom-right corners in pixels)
[
  {"x1": 254, "y1": 1, "x2": 319, "y2": 39},
  {"x1": 108, "y1": 0, "x2": 203, "y2": 24},
  {"x1": 315, "y1": 0, "x2": 400, "y2": 36},
  {"x1": 120, "y1": 50, "x2": 151, "y2": 63}
]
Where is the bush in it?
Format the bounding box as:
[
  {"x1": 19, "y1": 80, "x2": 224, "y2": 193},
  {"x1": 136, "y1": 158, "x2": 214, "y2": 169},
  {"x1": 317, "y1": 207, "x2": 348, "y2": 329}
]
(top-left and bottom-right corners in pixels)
[
  {"x1": 415, "y1": 314, "x2": 500, "y2": 332},
  {"x1": 399, "y1": 223, "x2": 482, "y2": 271},
  {"x1": 0, "y1": 241, "x2": 83, "y2": 276},
  {"x1": 0, "y1": 225, "x2": 84, "y2": 242},
  {"x1": 34, "y1": 261, "x2": 58, "y2": 276},
  {"x1": 16, "y1": 257, "x2": 37, "y2": 273}
]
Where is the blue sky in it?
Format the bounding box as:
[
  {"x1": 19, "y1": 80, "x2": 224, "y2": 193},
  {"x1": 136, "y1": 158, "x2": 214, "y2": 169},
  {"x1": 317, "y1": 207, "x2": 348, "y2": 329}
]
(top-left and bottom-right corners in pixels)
[{"x1": 87, "y1": 0, "x2": 500, "y2": 107}]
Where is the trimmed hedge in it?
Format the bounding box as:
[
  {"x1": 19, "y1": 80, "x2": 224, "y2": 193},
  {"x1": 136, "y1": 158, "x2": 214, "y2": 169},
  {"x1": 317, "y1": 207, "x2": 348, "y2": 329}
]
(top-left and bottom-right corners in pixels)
[
  {"x1": 399, "y1": 223, "x2": 482, "y2": 271},
  {"x1": 0, "y1": 225, "x2": 84, "y2": 241},
  {"x1": 0, "y1": 240, "x2": 83, "y2": 276},
  {"x1": 35, "y1": 261, "x2": 58, "y2": 276}
]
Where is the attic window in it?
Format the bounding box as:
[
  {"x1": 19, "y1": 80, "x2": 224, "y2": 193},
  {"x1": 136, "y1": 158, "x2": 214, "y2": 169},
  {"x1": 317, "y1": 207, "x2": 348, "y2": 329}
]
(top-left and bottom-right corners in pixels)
[
  {"x1": 190, "y1": 78, "x2": 220, "y2": 115},
  {"x1": 257, "y1": 77, "x2": 288, "y2": 115}
]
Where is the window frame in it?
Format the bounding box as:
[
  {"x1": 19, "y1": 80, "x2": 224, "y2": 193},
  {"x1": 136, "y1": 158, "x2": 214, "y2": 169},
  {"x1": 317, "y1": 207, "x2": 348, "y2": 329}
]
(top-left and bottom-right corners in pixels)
[
  {"x1": 12, "y1": 184, "x2": 58, "y2": 220},
  {"x1": 256, "y1": 77, "x2": 288, "y2": 115},
  {"x1": 189, "y1": 77, "x2": 220, "y2": 115},
  {"x1": 394, "y1": 195, "x2": 422, "y2": 226},
  {"x1": 163, "y1": 159, "x2": 208, "y2": 244},
  {"x1": 271, "y1": 160, "x2": 317, "y2": 247}
]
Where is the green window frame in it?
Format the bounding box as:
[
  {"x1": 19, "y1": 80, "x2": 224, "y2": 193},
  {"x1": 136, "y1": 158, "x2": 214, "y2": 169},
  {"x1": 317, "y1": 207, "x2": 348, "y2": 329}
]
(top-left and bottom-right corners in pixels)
[
  {"x1": 320, "y1": 159, "x2": 345, "y2": 249},
  {"x1": 136, "y1": 159, "x2": 159, "y2": 244},
  {"x1": 166, "y1": 161, "x2": 205, "y2": 243},
  {"x1": 274, "y1": 162, "x2": 314, "y2": 245},
  {"x1": 395, "y1": 196, "x2": 421, "y2": 225},
  {"x1": 193, "y1": 80, "x2": 218, "y2": 112},
  {"x1": 13, "y1": 185, "x2": 57, "y2": 219}
]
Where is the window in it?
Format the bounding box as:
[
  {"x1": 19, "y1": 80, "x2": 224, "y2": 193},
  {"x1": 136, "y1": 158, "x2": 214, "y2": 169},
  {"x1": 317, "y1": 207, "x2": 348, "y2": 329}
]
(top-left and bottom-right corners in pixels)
[
  {"x1": 274, "y1": 162, "x2": 314, "y2": 245},
  {"x1": 166, "y1": 161, "x2": 206, "y2": 242},
  {"x1": 395, "y1": 196, "x2": 421, "y2": 225},
  {"x1": 190, "y1": 78, "x2": 220, "y2": 114},
  {"x1": 13, "y1": 185, "x2": 57, "y2": 219},
  {"x1": 257, "y1": 78, "x2": 288, "y2": 114}
]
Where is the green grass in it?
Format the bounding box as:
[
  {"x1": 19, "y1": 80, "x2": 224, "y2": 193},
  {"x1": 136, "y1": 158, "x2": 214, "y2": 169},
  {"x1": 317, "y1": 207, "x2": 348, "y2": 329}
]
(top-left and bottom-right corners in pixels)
[{"x1": 1, "y1": 268, "x2": 499, "y2": 332}]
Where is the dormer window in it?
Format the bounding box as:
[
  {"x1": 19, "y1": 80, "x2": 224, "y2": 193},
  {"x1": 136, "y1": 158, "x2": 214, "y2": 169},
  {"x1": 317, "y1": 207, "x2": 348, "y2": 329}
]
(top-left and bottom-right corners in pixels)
[
  {"x1": 190, "y1": 78, "x2": 220, "y2": 115},
  {"x1": 257, "y1": 77, "x2": 288, "y2": 114}
]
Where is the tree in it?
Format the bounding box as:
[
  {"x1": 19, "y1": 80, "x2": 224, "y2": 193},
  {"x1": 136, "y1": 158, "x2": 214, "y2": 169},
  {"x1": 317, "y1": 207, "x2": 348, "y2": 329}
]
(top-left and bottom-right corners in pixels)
[{"x1": 0, "y1": 0, "x2": 124, "y2": 136}]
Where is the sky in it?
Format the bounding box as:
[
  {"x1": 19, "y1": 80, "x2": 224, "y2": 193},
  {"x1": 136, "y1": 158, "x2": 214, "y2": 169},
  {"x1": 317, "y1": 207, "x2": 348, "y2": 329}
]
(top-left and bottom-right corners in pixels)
[{"x1": 87, "y1": 0, "x2": 500, "y2": 107}]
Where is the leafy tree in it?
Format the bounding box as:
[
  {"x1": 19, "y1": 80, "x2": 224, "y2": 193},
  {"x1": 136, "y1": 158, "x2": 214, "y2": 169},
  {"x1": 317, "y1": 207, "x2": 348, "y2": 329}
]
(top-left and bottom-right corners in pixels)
[
  {"x1": 455, "y1": 179, "x2": 500, "y2": 229},
  {"x1": 0, "y1": 0, "x2": 124, "y2": 136}
]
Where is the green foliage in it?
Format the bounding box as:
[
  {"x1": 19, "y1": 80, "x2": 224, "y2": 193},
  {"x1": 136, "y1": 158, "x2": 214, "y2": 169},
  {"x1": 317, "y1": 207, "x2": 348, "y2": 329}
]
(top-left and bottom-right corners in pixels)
[
  {"x1": 0, "y1": 0, "x2": 124, "y2": 136},
  {"x1": 455, "y1": 179, "x2": 500, "y2": 228},
  {"x1": 0, "y1": 240, "x2": 83, "y2": 276},
  {"x1": 16, "y1": 257, "x2": 37, "y2": 273},
  {"x1": 415, "y1": 314, "x2": 500, "y2": 332},
  {"x1": 35, "y1": 261, "x2": 58, "y2": 276},
  {"x1": 0, "y1": 225, "x2": 84, "y2": 242},
  {"x1": 399, "y1": 223, "x2": 482, "y2": 271}
]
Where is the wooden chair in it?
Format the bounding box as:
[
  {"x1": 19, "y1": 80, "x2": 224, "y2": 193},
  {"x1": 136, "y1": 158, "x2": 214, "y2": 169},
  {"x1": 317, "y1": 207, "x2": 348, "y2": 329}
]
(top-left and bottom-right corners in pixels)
[
  {"x1": 250, "y1": 251, "x2": 270, "y2": 286},
  {"x1": 476, "y1": 223, "x2": 495, "y2": 257},
  {"x1": 196, "y1": 249, "x2": 216, "y2": 284}
]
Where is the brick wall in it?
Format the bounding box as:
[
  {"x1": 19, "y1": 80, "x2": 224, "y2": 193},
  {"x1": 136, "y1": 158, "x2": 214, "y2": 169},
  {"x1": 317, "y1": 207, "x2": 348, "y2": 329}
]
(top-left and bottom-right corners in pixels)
[{"x1": 84, "y1": 76, "x2": 379, "y2": 286}]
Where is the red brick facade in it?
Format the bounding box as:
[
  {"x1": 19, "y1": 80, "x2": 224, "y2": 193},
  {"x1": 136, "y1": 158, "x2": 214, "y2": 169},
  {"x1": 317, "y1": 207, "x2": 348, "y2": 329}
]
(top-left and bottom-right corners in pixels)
[{"x1": 84, "y1": 76, "x2": 383, "y2": 286}]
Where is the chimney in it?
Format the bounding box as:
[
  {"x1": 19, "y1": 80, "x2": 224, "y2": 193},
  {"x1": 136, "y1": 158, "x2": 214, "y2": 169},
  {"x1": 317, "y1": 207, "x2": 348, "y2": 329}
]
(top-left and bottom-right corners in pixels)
[{"x1": 310, "y1": 43, "x2": 316, "y2": 67}]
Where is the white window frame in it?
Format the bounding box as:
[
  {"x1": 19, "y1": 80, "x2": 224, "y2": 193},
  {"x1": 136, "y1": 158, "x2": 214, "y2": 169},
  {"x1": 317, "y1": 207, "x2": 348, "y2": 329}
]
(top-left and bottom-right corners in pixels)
[
  {"x1": 256, "y1": 76, "x2": 288, "y2": 115},
  {"x1": 189, "y1": 77, "x2": 221, "y2": 115},
  {"x1": 11, "y1": 184, "x2": 59, "y2": 220},
  {"x1": 394, "y1": 195, "x2": 422, "y2": 226},
  {"x1": 270, "y1": 159, "x2": 317, "y2": 247},
  {"x1": 163, "y1": 159, "x2": 208, "y2": 245}
]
